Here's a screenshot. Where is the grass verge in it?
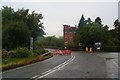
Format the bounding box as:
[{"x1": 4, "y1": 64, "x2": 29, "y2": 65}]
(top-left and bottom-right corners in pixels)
[{"x1": 1, "y1": 53, "x2": 53, "y2": 72}]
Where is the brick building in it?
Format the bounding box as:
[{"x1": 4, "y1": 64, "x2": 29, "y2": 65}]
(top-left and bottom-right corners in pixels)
[{"x1": 63, "y1": 25, "x2": 77, "y2": 48}]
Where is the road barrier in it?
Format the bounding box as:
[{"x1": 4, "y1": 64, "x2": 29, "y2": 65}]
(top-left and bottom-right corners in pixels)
[
  {"x1": 90, "y1": 48, "x2": 92, "y2": 52},
  {"x1": 86, "y1": 47, "x2": 93, "y2": 53},
  {"x1": 52, "y1": 50, "x2": 72, "y2": 55},
  {"x1": 86, "y1": 47, "x2": 88, "y2": 52}
]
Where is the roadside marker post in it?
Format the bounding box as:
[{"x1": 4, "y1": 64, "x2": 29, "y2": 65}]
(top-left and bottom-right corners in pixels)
[
  {"x1": 86, "y1": 47, "x2": 88, "y2": 53},
  {"x1": 90, "y1": 48, "x2": 92, "y2": 53}
]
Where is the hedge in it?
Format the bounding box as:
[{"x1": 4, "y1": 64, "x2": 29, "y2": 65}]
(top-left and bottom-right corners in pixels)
[{"x1": 101, "y1": 46, "x2": 120, "y2": 52}]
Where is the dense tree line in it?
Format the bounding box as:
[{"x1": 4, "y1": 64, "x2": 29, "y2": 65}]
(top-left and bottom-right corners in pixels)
[
  {"x1": 2, "y1": 6, "x2": 45, "y2": 50},
  {"x1": 74, "y1": 15, "x2": 120, "y2": 51},
  {"x1": 35, "y1": 36, "x2": 64, "y2": 49}
]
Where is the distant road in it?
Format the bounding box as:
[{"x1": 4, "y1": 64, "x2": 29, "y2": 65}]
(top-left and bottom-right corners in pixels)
[{"x1": 2, "y1": 49, "x2": 118, "y2": 79}]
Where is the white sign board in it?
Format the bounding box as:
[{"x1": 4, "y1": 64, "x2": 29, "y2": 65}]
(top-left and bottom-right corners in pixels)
[
  {"x1": 95, "y1": 42, "x2": 101, "y2": 46},
  {"x1": 95, "y1": 42, "x2": 101, "y2": 50}
]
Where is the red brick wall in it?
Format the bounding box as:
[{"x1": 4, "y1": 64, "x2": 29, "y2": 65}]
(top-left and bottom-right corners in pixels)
[{"x1": 63, "y1": 25, "x2": 77, "y2": 46}]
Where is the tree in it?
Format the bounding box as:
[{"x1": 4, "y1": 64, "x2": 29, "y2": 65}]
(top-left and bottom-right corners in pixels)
[
  {"x1": 75, "y1": 17, "x2": 111, "y2": 48},
  {"x1": 78, "y1": 24, "x2": 111, "y2": 48},
  {"x1": 2, "y1": 6, "x2": 14, "y2": 25},
  {"x1": 2, "y1": 6, "x2": 45, "y2": 50},
  {"x1": 113, "y1": 19, "x2": 120, "y2": 46},
  {"x1": 113, "y1": 19, "x2": 120, "y2": 33},
  {"x1": 86, "y1": 18, "x2": 92, "y2": 24},
  {"x1": 26, "y1": 11, "x2": 45, "y2": 39},
  {"x1": 95, "y1": 17, "x2": 102, "y2": 25},
  {"x1": 35, "y1": 36, "x2": 64, "y2": 49},
  {"x1": 78, "y1": 14, "x2": 86, "y2": 28}
]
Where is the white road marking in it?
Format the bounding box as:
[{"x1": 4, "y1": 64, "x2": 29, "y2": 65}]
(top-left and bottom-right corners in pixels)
[
  {"x1": 37, "y1": 56, "x2": 75, "y2": 79},
  {"x1": 57, "y1": 56, "x2": 75, "y2": 70},
  {"x1": 41, "y1": 69, "x2": 53, "y2": 75},
  {"x1": 41, "y1": 56, "x2": 74, "y2": 75},
  {"x1": 31, "y1": 56, "x2": 75, "y2": 79},
  {"x1": 31, "y1": 75, "x2": 40, "y2": 79}
]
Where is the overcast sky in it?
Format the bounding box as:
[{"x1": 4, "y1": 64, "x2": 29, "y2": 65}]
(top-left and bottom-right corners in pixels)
[{"x1": 1, "y1": 0, "x2": 119, "y2": 37}]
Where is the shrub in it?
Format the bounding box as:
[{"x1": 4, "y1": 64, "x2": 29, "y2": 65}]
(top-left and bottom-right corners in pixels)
[
  {"x1": 8, "y1": 47, "x2": 30, "y2": 58},
  {"x1": 8, "y1": 50, "x2": 17, "y2": 58},
  {"x1": 101, "y1": 46, "x2": 120, "y2": 52},
  {"x1": 2, "y1": 49, "x2": 9, "y2": 59},
  {"x1": 16, "y1": 47, "x2": 30, "y2": 58},
  {"x1": 33, "y1": 48, "x2": 45, "y2": 56}
]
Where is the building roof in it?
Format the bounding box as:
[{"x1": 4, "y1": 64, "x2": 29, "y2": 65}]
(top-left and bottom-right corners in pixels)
[{"x1": 63, "y1": 25, "x2": 77, "y2": 31}]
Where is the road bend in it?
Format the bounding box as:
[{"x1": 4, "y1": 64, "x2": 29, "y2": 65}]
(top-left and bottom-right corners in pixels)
[
  {"x1": 2, "y1": 50, "x2": 118, "y2": 79},
  {"x1": 2, "y1": 53, "x2": 71, "y2": 78}
]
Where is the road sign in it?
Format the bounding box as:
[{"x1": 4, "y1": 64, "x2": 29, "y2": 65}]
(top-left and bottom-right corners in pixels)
[
  {"x1": 95, "y1": 42, "x2": 101, "y2": 46},
  {"x1": 95, "y1": 42, "x2": 101, "y2": 51}
]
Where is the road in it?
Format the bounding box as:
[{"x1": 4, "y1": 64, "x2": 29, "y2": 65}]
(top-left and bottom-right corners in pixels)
[{"x1": 2, "y1": 49, "x2": 118, "y2": 79}]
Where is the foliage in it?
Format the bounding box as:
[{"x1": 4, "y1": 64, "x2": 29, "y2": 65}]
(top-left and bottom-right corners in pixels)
[
  {"x1": 2, "y1": 47, "x2": 30, "y2": 59},
  {"x1": 2, "y1": 49, "x2": 9, "y2": 59},
  {"x1": 3, "y1": 21, "x2": 30, "y2": 50},
  {"x1": 101, "y1": 46, "x2": 120, "y2": 52},
  {"x1": 33, "y1": 48, "x2": 45, "y2": 56},
  {"x1": 113, "y1": 19, "x2": 120, "y2": 44},
  {"x1": 2, "y1": 52, "x2": 53, "y2": 71},
  {"x1": 65, "y1": 43, "x2": 75, "y2": 49},
  {"x1": 74, "y1": 15, "x2": 120, "y2": 51},
  {"x1": 78, "y1": 14, "x2": 85, "y2": 28},
  {"x1": 2, "y1": 6, "x2": 45, "y2": 50},
  {"x1": 75, "y1": 16, "x2": 112, "y2": 49},
  {"x1": 9, "y1": 47, "x2": 30, "y2": 58},
  {"x1": 35, "y1": 36, "x2": 64, "y2": 49},
  {"x1": 113, "y1": 19, "x2": 120, "y2": 31},
  {"x1": 95, "y1": 17, "x2": 102, "y2": 26}
]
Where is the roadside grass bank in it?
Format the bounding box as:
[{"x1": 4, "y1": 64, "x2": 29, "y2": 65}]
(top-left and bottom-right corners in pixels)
[
  {"x1": 0, "y1": 47, "x2": 53, "y2": 72},
  {"x1": 1, "y1": 53, "x2": 53, "y2": 72}
]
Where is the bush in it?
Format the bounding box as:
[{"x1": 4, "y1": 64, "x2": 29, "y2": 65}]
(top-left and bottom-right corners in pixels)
[
  {"x1": 8, "y1": 50, "x2": 17, "y2": 58},
  {"x1": 16, "y1": 47, "x2": 30, "y2": 58},
  {"x1": 101, "y1": 46, "x2": 120, "y2": 52},
  {"x1": 2, "y1": 49, "x2": 9, "y2": 59},
  {"x1": 33, "y1": 48, "x2": 45, "y2": 56},
  {"x1": 8, "y1": 47, "x2": 30, "y2": 58}
]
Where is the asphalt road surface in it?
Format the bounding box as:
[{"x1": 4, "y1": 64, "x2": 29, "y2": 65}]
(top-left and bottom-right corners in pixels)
[{"x1": 2, "y1": 49, "x2": 118, "y2": 79}]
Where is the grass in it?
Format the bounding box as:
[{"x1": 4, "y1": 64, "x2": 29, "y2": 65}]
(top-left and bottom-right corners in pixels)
[{"x1": 1, "y1": 53, "x2": 53, "y2": 71}]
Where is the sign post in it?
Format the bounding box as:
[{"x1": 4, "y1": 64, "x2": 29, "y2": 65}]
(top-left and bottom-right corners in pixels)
[
  {"x1": 95, "y1": 42, "x2": 101, "y2": 52},
  {"x1": 30, "y1": 37, "x2": 33, "y2": 52}
]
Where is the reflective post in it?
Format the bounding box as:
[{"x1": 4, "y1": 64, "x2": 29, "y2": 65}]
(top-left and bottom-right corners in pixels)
[
  {"x1": 86, "y1": 47, "x2": 88, "y2": 53},
  {"x1": 90, "y1": 48, "x2": 92, "y2": 52}
]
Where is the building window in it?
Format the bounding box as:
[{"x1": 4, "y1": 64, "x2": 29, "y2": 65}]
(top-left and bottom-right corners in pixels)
[
  {"x1": 70, "y1": 37, "x2": 72, "y2": 42},
  {"x1": 65, "y1": 32, "x2": 67, "y2": 34},
  {"x1": 65, "y1": 36, "x2": 67, "y2": 38},
  {"x1": 70, "y1": 32, "x2": 72, "y2": 37},
  {"x1": 65, "y1": 37, "x2": 68, "y2": 42},
  {"x1": 65, "y1": 42, "x2": 67, "y2": 44}
]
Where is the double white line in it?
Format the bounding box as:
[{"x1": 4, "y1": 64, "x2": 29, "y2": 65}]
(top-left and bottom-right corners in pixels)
[{"x1": 31, "y1": 56, "x2": 75, "y2": 79}]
